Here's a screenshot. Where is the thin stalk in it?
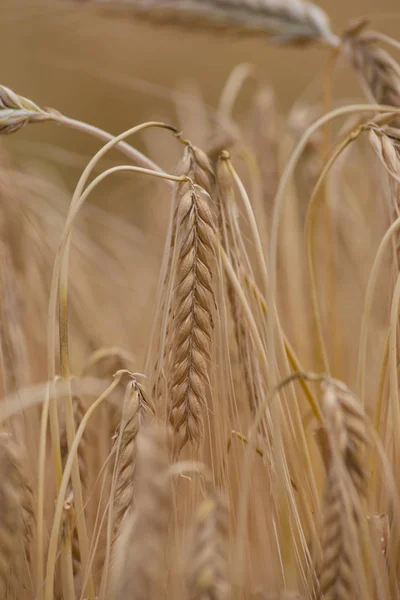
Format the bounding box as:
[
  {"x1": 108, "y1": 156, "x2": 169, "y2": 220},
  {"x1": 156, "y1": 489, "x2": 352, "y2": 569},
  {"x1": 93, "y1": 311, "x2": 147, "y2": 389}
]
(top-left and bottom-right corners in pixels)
[
  {"x1": 44, "y1": 375, "x2": 123, "y2": 600},
  {"x1": 268, "y1": 104, "x2": 400, "y2": 395},
  {"x1": 358, "y1": 215, "x2": 400, "y2": 403},
  {"x1": 225, "y1": 155, "x2": 269, "y2": 298},
  {"x1": 55, "y1": 165, "x2": 185, "y2": 599},
  {"x1": 47, "y1": 122, "x2": 181, "y2": 599},
  {"x1": 305, "y1": 130, "x2": 362, "y2": 373}
]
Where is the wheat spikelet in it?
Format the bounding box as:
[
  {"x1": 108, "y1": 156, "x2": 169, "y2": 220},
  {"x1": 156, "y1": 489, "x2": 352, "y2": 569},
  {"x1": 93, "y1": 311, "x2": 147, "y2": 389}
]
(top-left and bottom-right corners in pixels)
[
  {"x1": 0, "y1": 85, "x2": 55, "y2": 135},
  {"x1": 0, "y1": 434, "x2": 35, "y2": 596},
  {"x1": 345, "y1": 31, "x2": 400, "y2": 108},
  {"x1": 111, "y1": 421, "x2": 172, "y2": 600},
  {"x1": 112, "y1": 377, "x2": 155, "y2": 537},
  {"x1": 81, "y1": 0, "x2": 338, "y2": 47},
  {"x1": 317, "y1": 382, "x2": 370, "y2": 600},
  {"x1": 169, "y1": 174, "x2": 217, "y2": 453},
  {"x1": 187, "y1": 485, "x2": 230, "y2": 600}
]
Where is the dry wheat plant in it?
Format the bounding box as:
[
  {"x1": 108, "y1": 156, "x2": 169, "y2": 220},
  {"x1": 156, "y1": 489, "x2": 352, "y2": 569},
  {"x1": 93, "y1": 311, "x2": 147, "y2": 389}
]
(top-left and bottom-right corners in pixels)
[{"x1": 3, "y1": 0, "x2": 400, "y2": 598}]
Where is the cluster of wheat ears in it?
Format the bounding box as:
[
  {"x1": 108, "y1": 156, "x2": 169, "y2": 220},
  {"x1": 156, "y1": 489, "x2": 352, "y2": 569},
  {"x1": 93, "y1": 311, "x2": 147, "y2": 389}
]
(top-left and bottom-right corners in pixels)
[{"x1": 4, "y1": 0, "x2": 400, "y2": 598}]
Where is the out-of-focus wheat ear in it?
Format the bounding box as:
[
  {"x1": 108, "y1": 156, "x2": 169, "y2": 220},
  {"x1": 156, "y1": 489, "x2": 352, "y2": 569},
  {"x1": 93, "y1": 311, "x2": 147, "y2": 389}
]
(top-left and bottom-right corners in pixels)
[
  {"x1": 0, "y1": 84, "x2": 56, "y2": 134},
  {"x1": 169, "y1": 179, "x2": 217, "y2": 453},
  {"x1": 344, "y1": 30, "x2": 400, "y2": 108},
  {"x1": 317, "y1": 381, "x2": 370, "y2": 600},
  {"x1": 187, "y1": 484, "x2": 230, "y2": 600},
  {"x1": 112, "y1": 378, "x2": 155, "y2": 539},
  {"x1": 80, "y1": 0, "x2": 338, "y2": 47},
  {"x1": 111, "y1": 421, "x2": 172, "y2": 600},
  {"x1": 0, "y1": 434, "x2": 35, "y2": 596},
  {"x1": 0, "y1": 237, "x2": 30, "y2": 396},
  {"x1": 368, "y1": 127, "x2": 400, "y2": 241}
]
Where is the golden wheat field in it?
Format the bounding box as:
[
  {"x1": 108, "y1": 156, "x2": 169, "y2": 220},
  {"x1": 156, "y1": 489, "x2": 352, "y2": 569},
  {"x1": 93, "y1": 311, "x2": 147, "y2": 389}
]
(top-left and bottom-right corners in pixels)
[{"x1": 3, "y1": 0, "x2": 400, "y2": 599}]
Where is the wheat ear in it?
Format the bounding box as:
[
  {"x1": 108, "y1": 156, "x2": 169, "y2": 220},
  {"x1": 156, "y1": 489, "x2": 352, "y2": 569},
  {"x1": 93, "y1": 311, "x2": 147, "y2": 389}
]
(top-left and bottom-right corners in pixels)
[
  {"x1": 345, "y1": 31, "x2": 400, "y2": 108},
  {"x1": 150, "y1": 143, "x2": 215, "y2": 403},
  {"x1": 82, "y1": 0, "x2": 338, "y2": 47},
  {"x1": 0, "y1": 85, "x2": 56, "y2": 134},
  {"x1": 169, "y1": 171, "x2": 217, "y2": 453},
  {"x1": 318, "y1": 382, "x2": 370, "y2": 599},
  {"x1": 187, "y1": 484, "x2": 230, "y2": 600},
  {"x1": 111, "y1": 421, "x2": 171, "y2": 600},
  {"x1": 0, "y1": 434, "x2": 35, "y2": 596},
  {"x1": 112, "y1": 377, "x2": 155, "y2": 538}
]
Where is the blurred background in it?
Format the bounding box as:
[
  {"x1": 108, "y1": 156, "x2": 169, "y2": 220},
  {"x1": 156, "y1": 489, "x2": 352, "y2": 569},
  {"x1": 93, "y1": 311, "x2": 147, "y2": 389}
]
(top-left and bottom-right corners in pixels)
[
  {"x1": 2, "y1": 0, "x2": 399, "y2": 142},
  {"x1": 1, "y1": 0, "x2": 399, "y2": 221},
  {"x1": 0, "y1": 0, "x2": 398, "y2": 374}
]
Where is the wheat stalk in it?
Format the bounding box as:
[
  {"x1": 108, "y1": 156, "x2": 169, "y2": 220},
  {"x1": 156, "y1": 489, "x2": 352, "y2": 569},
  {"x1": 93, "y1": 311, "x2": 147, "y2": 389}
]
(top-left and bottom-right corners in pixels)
[
  {"x1": 111, "y1": 421, "x2": 171, "y2": 600},
  {"x1": 80, "y1": 0, "x2": 339, "y2": 47},
  {"x1": 187, "y1": 484, "x2": 230, "y2": 600},
  {"x1": 59, "y1": 389, "x2": 90, "y2": 585}
]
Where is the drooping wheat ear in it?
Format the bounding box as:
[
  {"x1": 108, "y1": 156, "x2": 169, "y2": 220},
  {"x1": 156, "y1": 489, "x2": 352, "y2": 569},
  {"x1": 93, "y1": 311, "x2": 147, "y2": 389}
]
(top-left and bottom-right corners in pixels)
[
  {"x1": 83, "y1": 0, "x2": 338, "y2": 47},
  {"x1": 0, "y1": 84, "x2": 56, "y2": 134},
  {"x1": 187, "y1": 483, "x2": 230, "y2": 600},
  {"x1": 111, "y1": 421, "x2": 172, "y2": 600},
  {"x1": 169, "y1": 165, "x2": 217, "y2": 453},
  {"x1": 112, "y1": 377, "x2": 155, "y2": 538},
  {"x1": 344, "y1": 31, "x2": 400, "y2": 108},
  {"x1": 317, "y1": 381, "x2": 370, "y2": 600},
  {"x1": 0, "y1": 434, "x2": 35, "y2": 596}
]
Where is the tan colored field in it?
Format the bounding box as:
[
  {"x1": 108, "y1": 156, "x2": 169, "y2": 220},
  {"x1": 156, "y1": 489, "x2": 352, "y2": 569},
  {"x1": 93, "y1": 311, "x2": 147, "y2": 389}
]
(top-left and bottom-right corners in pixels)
[{"x1": 1, "y1": 1, "x2": 400, "y2": 599}]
